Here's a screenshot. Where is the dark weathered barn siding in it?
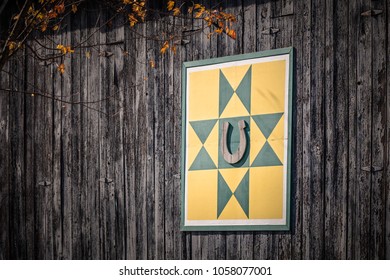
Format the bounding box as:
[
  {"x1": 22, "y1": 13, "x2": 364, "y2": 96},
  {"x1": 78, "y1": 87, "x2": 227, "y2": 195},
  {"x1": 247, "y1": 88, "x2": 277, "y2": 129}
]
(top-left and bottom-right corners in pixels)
[{"x1": 0, "y1": 0, "x2": 389, "y2": 259}]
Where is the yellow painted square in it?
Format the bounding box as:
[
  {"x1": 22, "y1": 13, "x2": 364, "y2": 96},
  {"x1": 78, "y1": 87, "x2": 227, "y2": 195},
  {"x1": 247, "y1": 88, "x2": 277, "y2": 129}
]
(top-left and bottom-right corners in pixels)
[
  {"x1": 251, "y1": 60, "x2": 286, "y2": 115},
  {"x1": 249, "y1": 166, "x2": 283, "y2": 219},
  {"x1": 188, "y1": 69, "x2": 219, "y2": 121},
  {"x1": 187, "y1": 170, "x2": 218, "y2": 220}
]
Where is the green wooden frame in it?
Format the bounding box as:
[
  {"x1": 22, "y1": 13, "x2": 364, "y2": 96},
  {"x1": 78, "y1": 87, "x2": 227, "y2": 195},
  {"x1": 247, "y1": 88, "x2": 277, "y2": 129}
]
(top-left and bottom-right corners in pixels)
[{"x1": 181, "y1": 47, "x2": 294, "y2": 231}]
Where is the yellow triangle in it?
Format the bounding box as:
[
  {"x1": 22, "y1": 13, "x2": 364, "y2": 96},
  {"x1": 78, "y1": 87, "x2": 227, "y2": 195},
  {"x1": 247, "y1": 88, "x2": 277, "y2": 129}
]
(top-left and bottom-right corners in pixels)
[
  {"x1": 250, "y1": 117, "x2": 266, "y2": 165},
  {"x1": 220, "y1": 93, "x2": 250, "y2": 119},
  {"x1": 218, "y1": 196, "x2": 248, "y2": 220},
  {"x1": 221, "y1": 65, "x2": 251, "y2": 90},
  {"x1": 187, "y1": 125, "x2": 202, "y2": 168},
  {"x1": 268, "y1": 115, "x2": 284, "y2": 164},
  {"x1": 204, "y1": 122, "x2": 219, "y2": 167},
  {"x1": 219, "y1": 168, "x2": 248, "y2": 193}
]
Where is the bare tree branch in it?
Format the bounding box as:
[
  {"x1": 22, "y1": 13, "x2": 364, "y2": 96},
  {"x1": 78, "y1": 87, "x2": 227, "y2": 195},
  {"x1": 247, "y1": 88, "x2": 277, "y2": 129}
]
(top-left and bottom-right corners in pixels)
[{"x1": 0, "y1": 0, "x2": 33, "y2": 70}]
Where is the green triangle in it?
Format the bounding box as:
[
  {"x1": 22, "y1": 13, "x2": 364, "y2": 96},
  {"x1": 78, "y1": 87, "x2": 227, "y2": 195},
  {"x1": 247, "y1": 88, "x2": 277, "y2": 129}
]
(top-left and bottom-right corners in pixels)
[
  {"x1": 217, "y1": 172, "x2": 233, "y2": 218},
  {"x1": 252, "y1": 141, "x2": 282, "y2": 167},
  {"x1": 252, "y1": 113, "x2": 283, "y2": 139},
  {"x1": 189, "y1": 147, "x2": 217, "y2": 170},
  {"x1": 190, "y1": 119, "x2": 217, "y2": 144},
  {"x1": 233, "y1": 171, "x2": 249, "y2": 218},
  {"x1": 219, "y1": 70, "x2": 234, "y2": 116},
  {"x1": 235, "y1": 66, "x2": 251, "y2": 113}
]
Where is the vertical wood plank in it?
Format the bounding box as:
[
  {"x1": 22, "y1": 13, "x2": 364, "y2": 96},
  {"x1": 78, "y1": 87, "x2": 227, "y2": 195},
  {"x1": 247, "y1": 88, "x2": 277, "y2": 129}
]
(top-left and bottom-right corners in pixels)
[
  {"x1": 61, "y1": 15, "x2": 73, "y2": 260},
  {"x1": 324, "y1": 0, "x2": 349, "y2": 259},
  {"x1": 33, "y1": 35, "x2": 54, "y2": 259},
  {"x1": 177, "y1": 1, "x2": 193, "y2": 260},
  {"x1": 98, "y1": 10, "x2": 108, "y2": 259},
  {"x1": 164, "y1": 45, "x2": 175, "y2": 259},
  {"x1": 99, "y1": 9, "x2": 116, "y2": 260},
  {"x1": 43, "y1": 32, "x2": 54, "y2": 260},
  {"x1": 307, "y1": 0, "x2": 326, "y2": 260},
  {"x1": 290, "y1": 0, "x2": 303, "y2": 260},
  {"x1": 145, "y1": 18, "x2": 156, "y2": 260},
  {"x1": 134, "y1": 21, "x2": 148, "y2": 260},
  {"x1": 300, "y1": 0, "x2": 312, "y2": 260},
  {"x1": 370, "y1": 0, "x2": 386, "y2": 260},
  {"x1": 123, "y1": 13, "x2": 138, "y2": 260},
  {"x1": 9, "y1": 52, "x2": 26, "y2": 259},
  {"x1": 24, "y1": 38, "x2": 36, "y2": 260},
  {"x1": 243, "y1": 0, "x2": 256, "y2": 53},
  {"x1": 113, "y1": 14, "x2": 126, "y2": 261},
  {"x1": 355, "y1": 0, "x2": 373, "y2": 259},
  {"x1": 79, "y1": 7, "x2": 90, "y2": 260},
  {"x1": 154, "y1": 19, "x2": 166, "y2": 260},
  {"x1": 52, "y1": 22, "x2": 63, "y2": 260},
  {"x1": 86, "y1": 7, "x2": 102, "y2": 260},
  {"x1": 323, "y1": 0, "x2": 336, "y2": 260},
  {"x1": 387, "y1": 0, "x2": 390, "y2": 260},
  {"x1": 71, "y1": 12, "x2": 82, "y2": 260},
  {"x1": 172, "y1": 15, "x2": 191, "y2": 260},
  {"x1": 103, "y1": 10, "x2": 122, "y2": 260},
  {"x1": 0, "y1": 61, "x2": 10, "y2": 260},
  {"x1": 347, "y1": 0, "x2": 358, "y2": 260}
]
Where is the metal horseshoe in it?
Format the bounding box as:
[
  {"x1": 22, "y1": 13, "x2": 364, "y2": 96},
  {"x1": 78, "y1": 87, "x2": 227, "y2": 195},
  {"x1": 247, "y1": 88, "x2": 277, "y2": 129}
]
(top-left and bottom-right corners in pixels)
[{"x1": 220, "y1": 120, "x2": 247, "y2": 164}]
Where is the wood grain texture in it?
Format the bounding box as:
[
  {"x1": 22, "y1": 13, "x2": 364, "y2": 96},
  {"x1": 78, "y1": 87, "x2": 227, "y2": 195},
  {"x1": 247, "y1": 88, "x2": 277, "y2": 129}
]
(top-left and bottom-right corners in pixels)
[
  {"x1": 0, "y1": 0, "x2": 389, "y2": 260},
  {"x1": 79, "y1": 7, "x2": 89, "y2": 260},
  {"x1": 24, "y1": 37, "x2": 35, "y2": 260},
  {"x1": 0, "y1": 54, "x2": 10, "y2": 260},
  {"x1": 386, "y1": 0, "x2": 390, "y2": 260},
  {"x1": 86, "y1": 8, "x2": 101, "y2": 259},
  {"x1": 133, "y1": 18, "x2": 148, "y2": 260},
  {"x1": 356, "y1": 0, "x2": 372, "y2": 260},
  {"x1": 324, "y1": 0, "x2": 349, "y2": 260},
  {"x1": 290, "y1": 0, "x2": 303, "y2": 261},
  {"x1": 9, "y1": 46, "x2": 26, "y2": 259},
  {"x1": 346, "y1": 0, "x2": 358, "y2": 260},
  {"x1": 370, "y1": 0, "x2": 386, "y2": 260},
  {"x1": 123, "y1": 9, "x2": 138, "y2": 259},
  {"x1": 52, "y1": 20, "x2": 63, "y2": 260},
  {"x1": 300, "y1": 0, "x2": 312, "y2": 260}
]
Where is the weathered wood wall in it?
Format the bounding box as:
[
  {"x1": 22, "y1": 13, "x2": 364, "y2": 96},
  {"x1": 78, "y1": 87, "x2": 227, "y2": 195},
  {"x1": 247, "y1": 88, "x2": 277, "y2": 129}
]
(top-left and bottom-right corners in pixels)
[{"x1": 0, "y1": 0, "x2": 389, "y2": 259}]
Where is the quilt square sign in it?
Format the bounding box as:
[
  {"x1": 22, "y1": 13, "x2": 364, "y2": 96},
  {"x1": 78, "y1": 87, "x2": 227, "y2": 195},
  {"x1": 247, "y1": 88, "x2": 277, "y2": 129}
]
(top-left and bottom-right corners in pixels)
[{"x1": 181, "y1": 48, "x2": 293, "y2": 231}]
